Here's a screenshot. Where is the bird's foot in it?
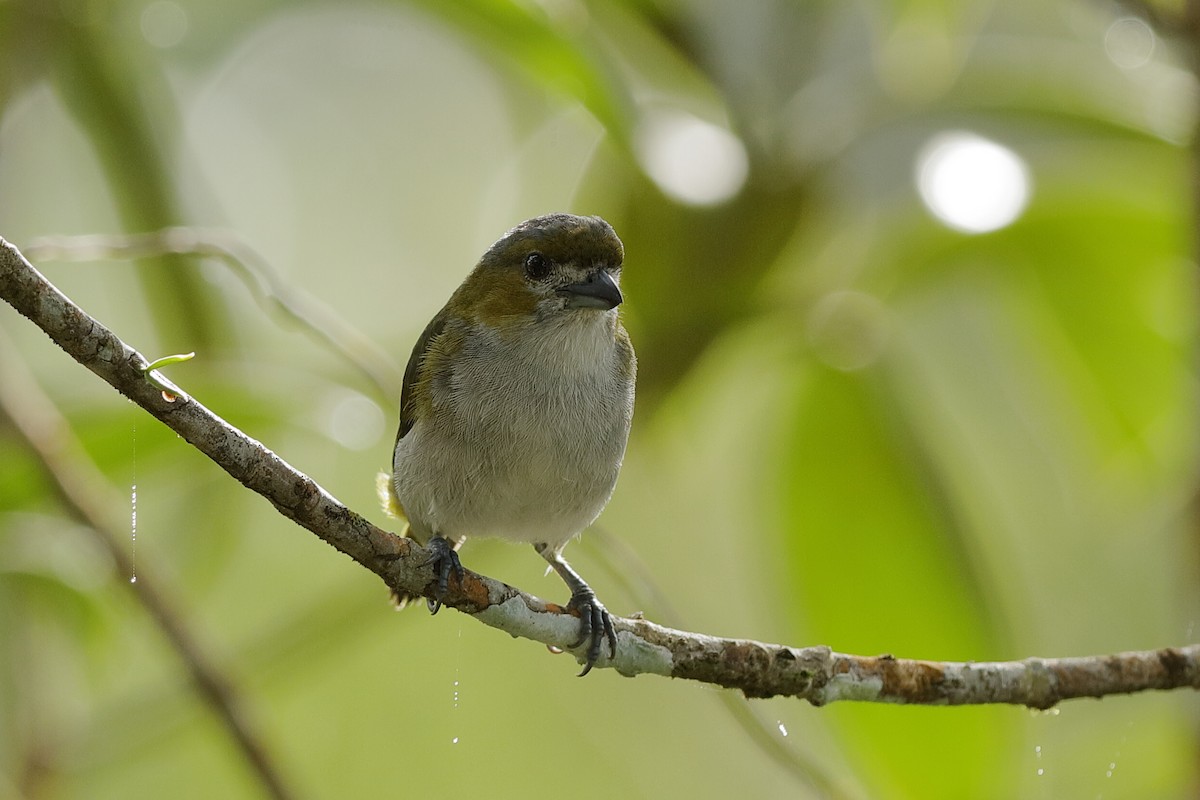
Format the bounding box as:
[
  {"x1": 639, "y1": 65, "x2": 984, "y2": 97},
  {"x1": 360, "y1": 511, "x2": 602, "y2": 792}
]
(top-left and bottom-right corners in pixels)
[
  {"x1": 566, "y1": 587, "x2": 617, "y2": 677},
  {"x1": 424, "y1": 535, "x2": 464, "y2": 614}
]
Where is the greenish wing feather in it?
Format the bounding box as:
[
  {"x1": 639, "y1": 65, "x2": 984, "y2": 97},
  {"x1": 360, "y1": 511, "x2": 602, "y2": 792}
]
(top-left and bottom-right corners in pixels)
[
  {"x1": 395, "y1": 305, "x2": 452, "y2": 445},
  {"x1": 385, "y1": 306, "x2": 451, "y2": 532}
]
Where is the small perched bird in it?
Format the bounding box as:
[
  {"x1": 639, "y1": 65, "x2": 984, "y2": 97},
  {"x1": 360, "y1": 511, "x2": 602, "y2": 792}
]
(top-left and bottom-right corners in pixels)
[{"x1": 381, "y1": 213, "x2": 636, "y2": 675}]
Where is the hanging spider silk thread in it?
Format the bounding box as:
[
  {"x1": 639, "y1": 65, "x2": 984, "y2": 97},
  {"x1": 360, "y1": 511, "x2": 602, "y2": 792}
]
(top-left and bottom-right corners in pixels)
[
  {"x1": 130, "y1": 418, "x2": 138, "y2": 584},
  {"x1": 450, "y1": 622, "x2": 462, "y2": 745}
]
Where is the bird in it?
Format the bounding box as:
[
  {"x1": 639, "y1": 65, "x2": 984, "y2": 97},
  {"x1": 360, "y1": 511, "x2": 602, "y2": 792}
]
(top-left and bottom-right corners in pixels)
[{"x1": 379, "y1": 213, "x2": 636, "y2": 676}]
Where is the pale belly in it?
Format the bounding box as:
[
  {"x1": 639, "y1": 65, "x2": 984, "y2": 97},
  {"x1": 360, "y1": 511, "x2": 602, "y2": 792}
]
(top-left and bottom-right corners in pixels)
[{"x1": 393, "y1": 399, "x2": 627, "y2": 547}]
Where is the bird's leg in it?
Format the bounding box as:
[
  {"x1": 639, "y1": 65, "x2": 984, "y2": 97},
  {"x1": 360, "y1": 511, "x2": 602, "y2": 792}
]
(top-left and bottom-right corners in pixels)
[
  {"x1": 534, "y1": 543, "x2": 617, "y2": 676},
  {"x1": 424, "y1": 535, "x2": 465, "y2": 614}
]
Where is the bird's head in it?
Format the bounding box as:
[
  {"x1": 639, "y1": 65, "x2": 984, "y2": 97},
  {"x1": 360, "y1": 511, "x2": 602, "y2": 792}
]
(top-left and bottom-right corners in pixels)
[{"x1": 450, "y1": 214, "x2": 625, "y2": 328}]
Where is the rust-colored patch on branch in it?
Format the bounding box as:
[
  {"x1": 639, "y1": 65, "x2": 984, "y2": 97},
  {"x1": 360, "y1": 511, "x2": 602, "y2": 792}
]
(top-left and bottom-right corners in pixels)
[{"x1": 877, "y1": 657, "x2": 947, "y2": 704}]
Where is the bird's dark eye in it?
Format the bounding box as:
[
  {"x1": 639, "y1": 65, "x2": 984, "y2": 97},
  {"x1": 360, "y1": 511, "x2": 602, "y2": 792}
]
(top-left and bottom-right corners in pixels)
[{"x1": 524, "y1": 252, "x2": 550, "y2": 280}]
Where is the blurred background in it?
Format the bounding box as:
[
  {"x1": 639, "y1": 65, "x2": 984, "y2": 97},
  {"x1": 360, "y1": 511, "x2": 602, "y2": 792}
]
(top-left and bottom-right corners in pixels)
[{"x1": 1, "y1": 0, "x2": 1198, "y2": 797}]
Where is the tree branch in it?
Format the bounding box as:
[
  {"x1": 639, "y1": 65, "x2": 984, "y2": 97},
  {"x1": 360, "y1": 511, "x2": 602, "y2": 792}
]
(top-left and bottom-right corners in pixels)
[{"x1": 2, "y1": 234, "x2": 1198, "y2": 707}]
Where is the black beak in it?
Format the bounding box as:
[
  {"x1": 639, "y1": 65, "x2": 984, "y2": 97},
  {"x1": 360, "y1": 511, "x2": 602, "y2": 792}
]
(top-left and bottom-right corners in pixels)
[{"x1": 559, "y1": 270, "x2": 623, "y2": 310}]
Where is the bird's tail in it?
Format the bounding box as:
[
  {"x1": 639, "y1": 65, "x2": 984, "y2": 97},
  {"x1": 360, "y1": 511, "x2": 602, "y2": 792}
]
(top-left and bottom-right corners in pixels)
[{"x1": 376, "y1": 470, "x2": 406, "y2": 521}]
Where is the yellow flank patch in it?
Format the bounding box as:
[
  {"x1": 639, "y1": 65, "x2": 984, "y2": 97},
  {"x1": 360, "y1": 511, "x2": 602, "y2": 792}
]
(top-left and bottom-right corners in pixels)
[{"x1": 375, "y1": 470, "x2": 408, "y2": 522}]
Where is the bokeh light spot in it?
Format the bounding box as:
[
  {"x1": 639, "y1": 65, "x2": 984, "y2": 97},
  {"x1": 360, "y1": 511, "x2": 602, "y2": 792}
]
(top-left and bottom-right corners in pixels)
[
  {"x1": 140, "y1": 1, "x2": 189, "y2": 49},
  {"x1": 323, "y1": 390, "x2": 385, "y2": 451},
  {"x1": 916, "y1": 131, "x2": 1031, "y2": 234},
  {"x1": 806, "y1": 291, "x2": 890, "y2": 372},
  {"x1": 635, "y1": 111, "x2": 748, "y2": 207},
  {"x1": 1104, "y1": 17, "x2": 1155, "y2": 70}
]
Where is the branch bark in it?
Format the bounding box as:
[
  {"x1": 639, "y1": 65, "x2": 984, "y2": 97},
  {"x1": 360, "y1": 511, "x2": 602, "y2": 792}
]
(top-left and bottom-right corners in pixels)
[{"x1": 2, "y1": 234, "x2": 1198, "y2": 707}]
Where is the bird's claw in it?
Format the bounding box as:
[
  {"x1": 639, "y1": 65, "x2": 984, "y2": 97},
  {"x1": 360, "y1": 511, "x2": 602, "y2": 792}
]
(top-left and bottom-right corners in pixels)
[
  {"x1": 423, "y1": 536, "x2": 464, "y2": 614},
  {"x1": 566, "y1": 588, "x2": 617, "y2": 677}
]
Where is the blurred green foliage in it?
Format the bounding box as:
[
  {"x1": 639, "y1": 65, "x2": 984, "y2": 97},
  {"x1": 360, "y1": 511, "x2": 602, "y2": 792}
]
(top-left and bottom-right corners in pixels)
[{"x1": 2, "y1": 0, "x2": 1199, "y2": 797}]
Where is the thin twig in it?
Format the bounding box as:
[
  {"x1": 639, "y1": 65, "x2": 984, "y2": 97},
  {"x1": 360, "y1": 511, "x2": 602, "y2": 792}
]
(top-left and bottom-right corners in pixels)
[
  {"x1": 0, "y1": 329, "x2": 300, "y2": 800},
  {"x1": 24, "y1": 229, "x2": 403, "y2": 403},
  {"x1": 2, "y1": 235, "x2": 1198, "y2": 706}
]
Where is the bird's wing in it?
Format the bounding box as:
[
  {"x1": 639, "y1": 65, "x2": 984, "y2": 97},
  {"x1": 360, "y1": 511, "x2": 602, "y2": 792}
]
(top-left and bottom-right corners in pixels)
[{"x1": 395, "y1": 305, "x2": 453, "y2": 445}]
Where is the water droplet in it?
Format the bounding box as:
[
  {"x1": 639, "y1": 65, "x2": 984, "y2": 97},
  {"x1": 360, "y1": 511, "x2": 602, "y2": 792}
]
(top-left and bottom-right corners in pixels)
[
  {"x1": 129, "y1": 576, "x2": 138, "y2": 584},
  {"x1": 1036, "y1": 768, "x2": 1044, "y2": 777},
  {"x1": 547, "y1": 645, "x2": 564, "y2": 655},
  {"x1": 776, "y1": 721, "x2": 789, "y2": 737},
  {"x1": 450, "y1": 623, "x2": 464, "y2": 746}
]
